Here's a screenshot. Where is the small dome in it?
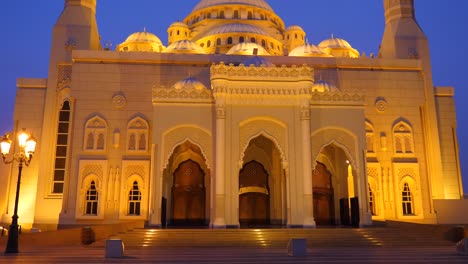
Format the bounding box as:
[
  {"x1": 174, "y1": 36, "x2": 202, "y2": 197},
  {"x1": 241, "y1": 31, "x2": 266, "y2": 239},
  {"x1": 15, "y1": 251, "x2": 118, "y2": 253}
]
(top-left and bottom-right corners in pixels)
[
  {"x1": 169, "y1": 21, "x2": 189, "y2": 28},
  {"x1": 318, "y1": 37, "x2": 353, "y2": 49},
  {"x1": 318, "y1": 36, "x2": 359, "y2": 58},
  {"x1": 166, "y1": 40, "x2": 206, "y2": 54},
  {"x1": 289, "y1": 43, "x2": 330, "y2": 57},
  {"x1": 243, "y1": 56, "x2": 272, "y2": 67},
  {"x1": 173, "y1": 77, "x2": 208, "y2": 90},
  {"x1": 124, "y1": 31, "x2": 163, "y2": 44},
  {"x1": 196, "y1": 23, "x2": 270, "y2": 40},
  {"x1": 285, "y1": 25, "x2": 304, "y2": 32},
  {"x1": 192, "y1": 0, "x2": 274, "y2": 12},
  {"x1": 312, "y1": 80, "x2": 338, "y2": 92},
  {"x1": 117, "y1": 30, "x2": 165, "y2": 52},
  {"x1": 227, "y1": 42, "x2": 270, "y2": 55}
]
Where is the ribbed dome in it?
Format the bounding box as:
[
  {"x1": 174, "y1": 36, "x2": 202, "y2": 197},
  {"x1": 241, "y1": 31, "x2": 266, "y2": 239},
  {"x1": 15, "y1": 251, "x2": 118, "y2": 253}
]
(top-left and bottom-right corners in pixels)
[
  {"x1": 196, "y1": 23, "x2": 270, "y2": 40},
  {"x1": 227, "y1": 42, "x2": 270, "y2": 55},
  {"x1": 173, "y1": 77, "x2": 208, "y2": 90},
  {"x1": 243, "y1": 56, "x2": 272, "y2": 67},
  {"x1": 289, "y1": 43, "x2": 329, "y2": 57},
  {"x1": 166, "y1": 40, "x2": 206, "y2": 54},
  {"x1": 124, "y1": 31, "x2": 163, "y2": 45},
  {"x1": 312, "y1": 80, "x2": 338, "y2": 92},
  {"x1": 192, "y1": 0, "x2": 274, "y2": 12},
  {"x1": 318, "y1": 36, "x2": 353, "y2": 49}
]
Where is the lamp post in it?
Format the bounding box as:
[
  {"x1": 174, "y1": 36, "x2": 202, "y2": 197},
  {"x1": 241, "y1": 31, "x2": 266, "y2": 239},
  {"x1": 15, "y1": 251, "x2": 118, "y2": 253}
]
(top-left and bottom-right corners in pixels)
[{"x1": 1, "y1": 129, "x2": 37, "y2": 254}]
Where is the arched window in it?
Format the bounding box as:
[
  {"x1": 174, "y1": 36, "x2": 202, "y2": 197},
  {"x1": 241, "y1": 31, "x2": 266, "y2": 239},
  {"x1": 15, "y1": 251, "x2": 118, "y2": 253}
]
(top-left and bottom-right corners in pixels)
[
  {"x1": 261, "y1": 39, "x2": 266, "y2": 47},
  {"x1": 239, "y1": 36, "x2": 245, "y2": 43},
  {"x1": 393, "y1": 121, "x2": 414, "y2": 155},
  {"x1": 233, "y1": 10, "x2": 239, "y2": 19},
  {"x1": 85, "y1": 181, "x2": 98, "y2": 215},
  {"x1": 84, "y1": 116, "x2": 107, "y2": 152},
  {"x1": 402, "y1": 183, "x2": 413, "y2": 215},
  {"x1": 127, "y1": 117, "x2": 149, "y2": 153},
  {"x1": 53, "y1": 100, "x2": 71, "y2": 194},
  {"x1": 219, "y1": 11, "x2": 225, "y2": 19},
  {"x1": 369, "y1": 184, "x2": 376, "y2": 216},
  {"x1": 247, "y1": 11, "x2": 253, "y2": 19},
  {"x1": 207, "y1": 13, "x2": 211, "y2": 19},
  {"x1": 128, "y1": 181, "x2": 142, "y2": 215},
  {"x1": 251, "y1": 37, "x2": 256, "y2": 43},
  {"x1": 207, "y1": 40, "x2": 211, "y2": 48},
  {"x1": 227, "y1": 37, "x2": 233, "y2": 44},
  {"x1": 216, "y1": 38, "x2": 221, "y2": 45}
]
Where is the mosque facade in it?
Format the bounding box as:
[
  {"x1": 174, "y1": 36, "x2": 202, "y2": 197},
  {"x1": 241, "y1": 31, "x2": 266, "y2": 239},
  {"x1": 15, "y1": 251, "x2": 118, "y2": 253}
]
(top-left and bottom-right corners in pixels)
[{"x1": 0, "y1": 0, "x2": 464, "y2": 230}]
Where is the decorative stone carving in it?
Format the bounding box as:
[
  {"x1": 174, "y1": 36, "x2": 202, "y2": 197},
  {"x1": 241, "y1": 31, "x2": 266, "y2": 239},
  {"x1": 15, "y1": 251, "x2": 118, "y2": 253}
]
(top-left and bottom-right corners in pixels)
[
  {"x1": 375, "y1": 97, "x2": 387, "y2": 112},
  {"x1": 153, "y1": 86, "x2": 213, "y2": 103},
  {"x1": 310, "y1": 90, "x2": 365, "y2": 106},
  {"x1": 56, "y1": 64, "x2": 72, "y2": 91},
  {"x1": 112, "y1": 93, "x2": 127, "y2": 109},
  {"x1": 211, "y1": 62, "x2": 314, "y2": 81}
]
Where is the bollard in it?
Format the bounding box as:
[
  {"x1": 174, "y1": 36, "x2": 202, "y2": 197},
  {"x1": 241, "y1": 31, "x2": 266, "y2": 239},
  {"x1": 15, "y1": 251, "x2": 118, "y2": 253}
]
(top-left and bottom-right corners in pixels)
[
  {"x1": 81, "y1": 226, "x2": 95, "y2": 245},
  {"x1": 287, "y1": 238, "x2": 307, "y2": 257},
  {"x1": 106, "y1": 238, "x2": 125, "y2": 258}
]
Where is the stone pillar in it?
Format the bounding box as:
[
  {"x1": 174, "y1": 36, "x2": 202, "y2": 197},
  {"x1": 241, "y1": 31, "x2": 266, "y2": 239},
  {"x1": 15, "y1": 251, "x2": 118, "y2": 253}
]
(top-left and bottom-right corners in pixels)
[
  {"x1": 301, "y1": 106, "x2": 316, "y2": 228},
  {"x1": 212, "y1": 104, "x2": 226, "y2": 228}
]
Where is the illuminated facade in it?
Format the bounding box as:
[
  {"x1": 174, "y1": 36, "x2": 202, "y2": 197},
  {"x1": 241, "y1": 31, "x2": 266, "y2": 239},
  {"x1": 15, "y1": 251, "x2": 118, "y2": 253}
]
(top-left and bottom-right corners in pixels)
[{"x1": 0, "y1": 0, "x2": 464, "y2": 230}]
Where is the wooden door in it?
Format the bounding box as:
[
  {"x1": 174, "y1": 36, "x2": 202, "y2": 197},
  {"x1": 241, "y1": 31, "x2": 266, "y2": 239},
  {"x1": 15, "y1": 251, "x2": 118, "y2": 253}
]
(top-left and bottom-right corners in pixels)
[
  {"x1": 313, "y1": 162, "x2": 335, "y2": 225},
  {"x1": 171, "y1": 160, "x2": 205, "y2": 226},
  {"x1": 239, "y1": 161, "x2": 270, "y2": 226}
]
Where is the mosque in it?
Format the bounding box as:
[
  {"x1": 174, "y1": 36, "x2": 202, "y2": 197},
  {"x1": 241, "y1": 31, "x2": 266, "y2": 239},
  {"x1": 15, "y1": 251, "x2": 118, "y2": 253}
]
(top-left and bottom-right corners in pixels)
[{"x1": 0, "y1": 0, "x2": 464, "y2": 230}]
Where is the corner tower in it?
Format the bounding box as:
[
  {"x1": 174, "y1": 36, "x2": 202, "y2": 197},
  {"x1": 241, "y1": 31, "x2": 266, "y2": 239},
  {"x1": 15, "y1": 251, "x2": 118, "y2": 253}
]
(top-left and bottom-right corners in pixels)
[
  {"x1": 380, "y1": 0, "x2": 446, "y2": 201},
  {"x1": 380, "y1": 0, "x2": 426, "y2": 59}
]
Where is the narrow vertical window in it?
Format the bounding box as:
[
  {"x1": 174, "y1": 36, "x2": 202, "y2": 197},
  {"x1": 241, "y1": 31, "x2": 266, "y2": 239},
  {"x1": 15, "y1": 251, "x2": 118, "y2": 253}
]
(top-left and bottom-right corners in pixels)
[
  {"x1": 369, "y1": 184, "x2": 376, "y2": 216},
  {"x1": 128, "y1": 181, "x2": 142, "y2": 215},
  {"x1": 97, "y1": 133, "x2": 105, "y2": 150},
  {"x1": 85, "y1": 181, "x2": 99, "y2": 215},
  {"x1": 138, "y1": 134, "x2": 146, "y2": 151},
  {"x1": 233, "y1": 10, "x2": 239, "y2": 19},
  {"x1": 227, "y1": 37, "x2": 233, "y2": 44},
  {"x1": 127, "y1": 117, "x2": 149, "y2": 153},
  {"x1": 128, "y1": 134, "x2": 136, "y2": 150},
  {"x1": 239, "y1": 36, "x2": 245, "y2": 43},
  {"x1": 216, "y1": 38, "x2": 221, "y2": 45},
  {"x1": 402, "y1": 183, "x2": 413, "y2": 215},
  {"x1": 53, "y1": 101, "x2": 71, "y2": 194}
]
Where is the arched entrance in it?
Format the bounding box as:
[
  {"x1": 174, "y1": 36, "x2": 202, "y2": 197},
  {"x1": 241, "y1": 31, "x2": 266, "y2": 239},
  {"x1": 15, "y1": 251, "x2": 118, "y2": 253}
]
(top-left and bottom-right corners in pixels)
[
  {"x1": 239, "y1": 135, "x2": 286, "y2": 227},
  {"x1": 171, "y1": 159, "x2": 205, "y2": 226},
  {"x1": 162, "y1": 141, "x2": 210, "y2": 227},
  {"x1": 239, "y1": 161, "x2": 270, "y2": 226},
  {"x1": 313, "y1": 144, "x2": 354, "y2": 226}
]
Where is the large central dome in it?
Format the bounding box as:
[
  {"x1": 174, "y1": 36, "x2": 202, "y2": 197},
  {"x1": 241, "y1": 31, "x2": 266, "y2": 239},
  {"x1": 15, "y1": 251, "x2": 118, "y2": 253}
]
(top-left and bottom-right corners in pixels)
[{"x1": 192, "y1": 0, "x2": 274, "y2": 12}]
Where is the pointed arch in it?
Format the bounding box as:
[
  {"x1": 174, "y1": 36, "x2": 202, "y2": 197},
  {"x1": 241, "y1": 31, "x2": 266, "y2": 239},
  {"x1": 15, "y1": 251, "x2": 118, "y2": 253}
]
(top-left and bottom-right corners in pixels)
[
  {"x1": 392, "y1": 118, "x2": 414, "y2": 155},
  {"x1": 127, "y1": 116, "x2": 149, "y2": 153},
  {"x1": 239, "y1": 117, "x2": 288, "y2": 168},
  {"x1": 83, "y1": 115, "x2": 108, "y2": 152},
  {"x1": 311, "y1": 127, "x2": 358, "y2": 171},
  {"x1": 162, "y1": 125, "x2": 212, "y2": 170}
]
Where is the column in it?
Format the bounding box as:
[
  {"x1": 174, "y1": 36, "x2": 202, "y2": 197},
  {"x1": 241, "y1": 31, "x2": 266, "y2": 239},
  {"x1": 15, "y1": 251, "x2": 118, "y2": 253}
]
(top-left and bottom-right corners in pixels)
[
  {"x1": 301, "y1": 106, "x2": 316, "y2": 227},
  {"x1": 212, "y1": 104, "x2": 226, "y2": 228}
]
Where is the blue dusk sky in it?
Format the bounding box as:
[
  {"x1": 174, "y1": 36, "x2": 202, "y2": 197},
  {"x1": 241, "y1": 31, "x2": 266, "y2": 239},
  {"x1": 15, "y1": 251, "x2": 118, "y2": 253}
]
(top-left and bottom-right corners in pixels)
[{"x1": 1, "y1": 1, "x2": 467, "y2": 193}]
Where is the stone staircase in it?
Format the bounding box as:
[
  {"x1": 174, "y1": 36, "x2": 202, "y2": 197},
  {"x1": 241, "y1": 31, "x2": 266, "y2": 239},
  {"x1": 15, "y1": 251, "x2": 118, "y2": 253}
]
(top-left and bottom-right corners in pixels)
[{"x1": 93, "y1": 224, "x2": 458, "y2": 249}]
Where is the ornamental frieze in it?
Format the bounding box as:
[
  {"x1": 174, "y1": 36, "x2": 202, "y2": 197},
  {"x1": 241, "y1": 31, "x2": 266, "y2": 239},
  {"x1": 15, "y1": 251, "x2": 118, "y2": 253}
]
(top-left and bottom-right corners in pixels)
[
  {"x1": 210, "y1": 62, "x2": 314, "y2": 82},
  {"x1": 153, "y1": 87, "x2": 214, "y2": 103},
  {"x1": 310, "y1": 90, "x2": 365, "y2": 106}
]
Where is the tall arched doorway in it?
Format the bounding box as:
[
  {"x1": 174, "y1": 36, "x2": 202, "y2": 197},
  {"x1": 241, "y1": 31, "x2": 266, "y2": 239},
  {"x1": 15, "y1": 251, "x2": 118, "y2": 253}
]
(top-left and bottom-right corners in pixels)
[
  {"x1": 162, "y1": 141, "x2": 210, "y2": 227},
  {"x1": 239, "y1": 135, "x2": 286, "y2": 227},
  {"x1": 313, "y1": 144, "x2": 353, "y2": 226},
  {"x1": 171, "y1": 159, "x2": 206, "y2": 226},
  {"x1": 239, "y1": 161, "x2": 270, "y2": 226}
]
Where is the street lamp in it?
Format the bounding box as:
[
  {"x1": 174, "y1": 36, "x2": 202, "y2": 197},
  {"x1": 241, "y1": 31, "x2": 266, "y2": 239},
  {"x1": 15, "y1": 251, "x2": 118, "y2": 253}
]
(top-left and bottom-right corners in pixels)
[{"x1": 1, "y1": 129, "x2": 37, "y2": 254}]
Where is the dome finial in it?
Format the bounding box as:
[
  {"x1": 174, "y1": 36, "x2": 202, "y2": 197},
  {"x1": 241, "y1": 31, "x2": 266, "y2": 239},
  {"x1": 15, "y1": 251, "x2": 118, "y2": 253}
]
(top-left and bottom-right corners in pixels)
[{"x1": 143, "y1": 27, "x2": 147, "y2": 32}]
